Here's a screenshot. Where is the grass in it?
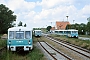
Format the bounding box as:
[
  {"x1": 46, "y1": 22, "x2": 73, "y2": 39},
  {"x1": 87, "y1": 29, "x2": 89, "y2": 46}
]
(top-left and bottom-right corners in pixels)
[
  {"x1": 0, "y1": 36, "x2": 46, "y2": 60},
  {"x1": 49, "y1": 34, "x2": 90, "y2": 50},
  {"x1": 27, "y1": 46, "x2": 44, "y2": 60},
  {"x1": 79, "y1": 35, "x2": 90, "y2": 38},
  {"x1": 0, "y1": 35, "x2": 7, "y2": 60},
  {"x1": 0, "y1": 39, "x2": 7, "y2": 48},
  {"x1": 41, "y1": 28, "x2": 47, "y2": 33},
  {"x1": 0, "y1": 34, "x2": 7, "y2": 48},
  {"x1": 0, "y1": 34, "x2": 3, "y2": 38},
  {"x1": 6, "y1": 46, "x2": 44, "y2": 60},
  {"x1": 0, "y1": 50, "x2": 7, "y2": 60}
]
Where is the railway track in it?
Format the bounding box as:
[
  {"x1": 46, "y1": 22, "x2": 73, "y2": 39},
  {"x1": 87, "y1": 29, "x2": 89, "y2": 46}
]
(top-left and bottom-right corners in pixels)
[
  {"x1": 48, "y1": 36, "x2": 90, "y2": 53},
  {"x1": 45, "y1": 36, "x2": 90, "y2": 59},
  {"x1": 37, "y1": 38, "x2": 73, "y2": 60}
]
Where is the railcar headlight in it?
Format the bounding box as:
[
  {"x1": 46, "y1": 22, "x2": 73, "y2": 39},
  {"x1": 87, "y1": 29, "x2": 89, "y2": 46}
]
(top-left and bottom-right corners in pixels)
[
  {"x1": 28, "y1": 40, "x2": 31, "y2": 44},
  {"x1": 9, "y1": 41, "x2": 11, "y2": 44}
]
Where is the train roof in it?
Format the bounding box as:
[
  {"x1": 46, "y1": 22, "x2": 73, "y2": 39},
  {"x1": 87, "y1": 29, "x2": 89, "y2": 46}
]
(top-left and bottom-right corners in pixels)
[
  {"x1": 54, "y1": 29, "x2": 78, "y2": 31},
  {"x1": 34, "y1": 30, "x2": 41, "y2": 31},
  {"x1": 8, "y1": 27, "x2": 32, "y2": 31},
  {"x1": 67, "y1": 29, "x2": 78, "y2": 31}
]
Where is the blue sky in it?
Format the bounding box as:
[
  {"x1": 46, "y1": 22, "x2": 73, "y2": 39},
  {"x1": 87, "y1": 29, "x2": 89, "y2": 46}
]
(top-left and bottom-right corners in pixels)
[
  {"x1": 25, "y1": 0, "x2": 42, "y2": 2},
  {"x1": 0, "y1": 0, "x2": 90, "y2": 28},
  {"x1": 74, "y1": 0, "x2": 90, "y2": 9}
]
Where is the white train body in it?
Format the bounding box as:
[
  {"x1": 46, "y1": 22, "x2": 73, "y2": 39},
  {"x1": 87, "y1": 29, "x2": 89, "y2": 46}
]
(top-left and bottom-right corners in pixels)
[
  {"x1": 54, "y1": 29, "x2": 78, "y2": 38},
  {"x1": 34, "y1": 30, "x2": 42, "y2": 37},
  {"x1": 7, "y1": 27, "x2": 33, "y2": 51}
]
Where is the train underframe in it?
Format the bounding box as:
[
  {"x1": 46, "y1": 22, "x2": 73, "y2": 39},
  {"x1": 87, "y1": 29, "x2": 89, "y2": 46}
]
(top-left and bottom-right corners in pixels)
[{"x1": 7, "y1": 45, "x2": 33, "y2": 51}]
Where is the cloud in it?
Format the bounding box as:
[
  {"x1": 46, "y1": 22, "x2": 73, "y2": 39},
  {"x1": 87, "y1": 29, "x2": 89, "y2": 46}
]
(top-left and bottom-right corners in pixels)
[
  {"x1": 41, "y1": 0, "x2": 74, "y2": 9},
  {"x1": 0, "y1": 0, "x2": 90, "y2": 28},
  {"x1": 6, "y1": 0, "x2": 36, "y2": 11},
  {"x1": 81, "y1": 4, "x2": 90, "y2": 15}
]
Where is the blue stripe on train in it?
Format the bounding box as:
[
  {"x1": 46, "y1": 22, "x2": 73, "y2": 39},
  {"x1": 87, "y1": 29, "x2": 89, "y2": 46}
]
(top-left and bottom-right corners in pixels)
[{"x1": 7, "y1": 39, "x2": 32, "y2": 45}]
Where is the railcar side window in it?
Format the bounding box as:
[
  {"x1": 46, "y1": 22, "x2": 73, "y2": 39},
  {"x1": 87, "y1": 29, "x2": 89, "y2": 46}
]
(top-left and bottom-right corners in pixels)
[
  {"x1": 59, "y1": 31, "x2": 63, "y2": 33},
  {"x1": 55, "y1": 31, "x2": 58, "y2": 33},
  {"x1": 25, "y1": 31, "x2": 31, "y2": 39},
  {"x1": 67, "y1": 31, "x2": 71, "y2": 34},
  {"x1": 15, "y1": 31, "x2": 24, "y2": 39},
  {"x1": 37, "y1": 31, "x2": 39, "y2": 33},
  {"x1": 64, "y1": 31, "x2": 67, "y2": 34},
  {"x1": 72, "y1": 31, "x2": 78, "y2": 33},
  {"x1": 9, "y1": 31, "x2": 14, "y2": 39}
]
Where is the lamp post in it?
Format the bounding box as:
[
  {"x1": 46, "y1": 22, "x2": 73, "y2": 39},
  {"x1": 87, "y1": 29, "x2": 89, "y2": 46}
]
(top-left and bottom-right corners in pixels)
[
  {"x1": 51, "y1": 22, "x2": 52, "y2": 26},
  {"x1": 73, "y1": 20, "x2": 75, "y2": 24},
  {"x1": 66, "y1": 16, "x2": 69, "y2": 30},
  {"x1": 73, "y1": 20, "x2": 75, "y2": 29},
  {"x1": 66, "y1": 16, "x2": 69, "y2": 21},
  {"x1": 66, "y1": 16, "x2": 69, "y2": 37}
]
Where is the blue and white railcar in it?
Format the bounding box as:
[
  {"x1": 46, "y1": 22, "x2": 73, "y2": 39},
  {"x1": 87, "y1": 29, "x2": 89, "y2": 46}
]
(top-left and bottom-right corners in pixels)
[
  {"x1": 67, "y1": 29, "x2": 78, "y2": 38},
  {"x1": 54, "y1": 29, "x2": 78, "y2": 38},
  {"x1": 34, "y1": 30, "x2": 42, "y2": 37},
  {"x1": 7, "y1": 27, "x2": 33, "y2": 51},
  {"x1": 54, "y1": 30, "x2": 67, "y2": 35}
]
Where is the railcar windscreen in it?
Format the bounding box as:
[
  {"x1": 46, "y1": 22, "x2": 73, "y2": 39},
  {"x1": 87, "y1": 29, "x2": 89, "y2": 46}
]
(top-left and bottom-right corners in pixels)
[
  {"x1": 25, "y1": 31, "x2": 31, "y2": 39},
  {"x1": 72, "y1": 31, "x2": 78, "y2": 33},
  {"x1": 67, "y1": 31, "x2": 71, "y2": 34},
  {"x1": 9, "y1": 31, "x2": 14, "y2": 39},
  {"x1": 55, "y1": 31, "x2": 58, "y2": 33},
  {"x1": 15, "y1": 31, "x2": 24, "y2": 39}
]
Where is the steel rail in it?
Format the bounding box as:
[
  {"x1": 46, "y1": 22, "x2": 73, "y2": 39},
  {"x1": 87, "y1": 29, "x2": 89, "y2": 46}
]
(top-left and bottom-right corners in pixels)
[
  {"x1": 46, "y1": 36, "x2": 90, "y2": 59},
  {"x1": 37, "y1": 38, "x2": 57, "y2": 60}
]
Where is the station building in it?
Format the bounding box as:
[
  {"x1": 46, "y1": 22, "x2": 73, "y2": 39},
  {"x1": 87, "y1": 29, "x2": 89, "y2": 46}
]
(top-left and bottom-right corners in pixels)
[{"x1": 50, "y1": 21, "x2": 70, "y2": 32}]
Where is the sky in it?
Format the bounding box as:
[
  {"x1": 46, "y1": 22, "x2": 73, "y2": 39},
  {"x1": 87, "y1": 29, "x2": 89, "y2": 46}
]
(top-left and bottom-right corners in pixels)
[{"x1": 0, "y1": 0, "x2": 90, "y2": 28}]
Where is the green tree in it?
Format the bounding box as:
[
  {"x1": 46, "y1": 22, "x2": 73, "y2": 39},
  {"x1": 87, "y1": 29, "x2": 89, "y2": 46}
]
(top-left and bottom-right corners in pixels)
[
  {"x1": 0, "y1": 4, "x2": 16, "y2": 34},
  {"x1": 74, "y1": 23, "x2": 80, "y2": 30},
  {"x1": 71, "y1": 23, "x2": 86, "y2": 35},
  {"x1": 24, "y1": 23, "x2": 26, "y2": 27},
  {"x1": 70, "y1": 24, "x2": 75, "y2": 29},
  {"x1": 86, "y1": 17, "x2": 90, "y2": 35},
  {"x1": 87, "y1": 22, "x2": 90, "y2": 35},
  {"x1": 18, "y1": 21, "x2": 23, "y2": 26},
  {"x1": 79, "y1": 23, "x2": 86, "y2": 35},
  {"x1": 46, "y1": 26, "x2": 52, "y2": 31},
  {"x1": 66, "y1": 24, "x2": 71, "y2": 29},
  {"x1": 87, "y1": 17, "x2": 90, "y2": 22}
]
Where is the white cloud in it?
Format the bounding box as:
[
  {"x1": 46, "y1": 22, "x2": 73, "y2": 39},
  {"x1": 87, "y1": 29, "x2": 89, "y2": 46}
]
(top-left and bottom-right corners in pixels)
[
  {"x1": 82, "y1": 4, "x2": 90, "y2": 15},
  {"x1": 6, "y1": 0, "x2": 35, "y2": 11},
  {"x1": 25, "y1": 11, "x2": 36, "y2": 19},
  {"x1": 0, "y1": 0, "x2": 90, "y2": 28},
  {"x1": 41, "y1": 0, "x2": 74, "y2": 9}
]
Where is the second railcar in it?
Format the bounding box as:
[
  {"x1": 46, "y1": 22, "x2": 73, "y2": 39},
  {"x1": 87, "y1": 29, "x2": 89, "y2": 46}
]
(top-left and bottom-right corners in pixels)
[
  {"x1": 67, "y1": 30, "x2": 78, "y2": 38},
  {"x1": 34, "y1": 30, "x2": 42, "y2": 37},
  {"x1": 54, "y1": 29, "x2": 78, "y2": 38}
]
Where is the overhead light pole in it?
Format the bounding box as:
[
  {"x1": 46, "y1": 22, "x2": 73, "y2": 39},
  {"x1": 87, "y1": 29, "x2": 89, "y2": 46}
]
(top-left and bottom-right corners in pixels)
[
  {"x1": 66, "y1": 16, "x2": 69, "y2": 37},
  {"x1": 66, "y1": 16, "x2": 69, "y2": 30},
  {"x1": 51, "y1": 22, "x2": 52, "y2": 26},
  {"x1": 66, "y1": 16, "x2": 69, "y2": 21},
  {"x1": 73, "y1": 20, "x2": 75, "y2": 29},
  {"x1": 73, "y1": 20, "x2": 75, "y2": 24}
]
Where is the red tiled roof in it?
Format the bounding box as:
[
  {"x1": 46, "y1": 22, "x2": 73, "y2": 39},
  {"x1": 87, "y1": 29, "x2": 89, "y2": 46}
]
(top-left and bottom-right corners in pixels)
[{"x1": 56, "y1": 21, "x2": 70, "y2": 30}]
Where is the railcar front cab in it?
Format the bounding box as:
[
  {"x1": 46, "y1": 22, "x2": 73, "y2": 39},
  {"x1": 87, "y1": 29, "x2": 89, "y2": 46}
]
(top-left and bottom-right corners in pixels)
[
  {"x1": 67, "y1": 30, "x2": 78, "y2": 38},
  {"x1": 7, "y1": 27, "x2": 33, "y2": 51},
  {"x1": 34, "y1": 30, "x2": 41, "y2": 36}
]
